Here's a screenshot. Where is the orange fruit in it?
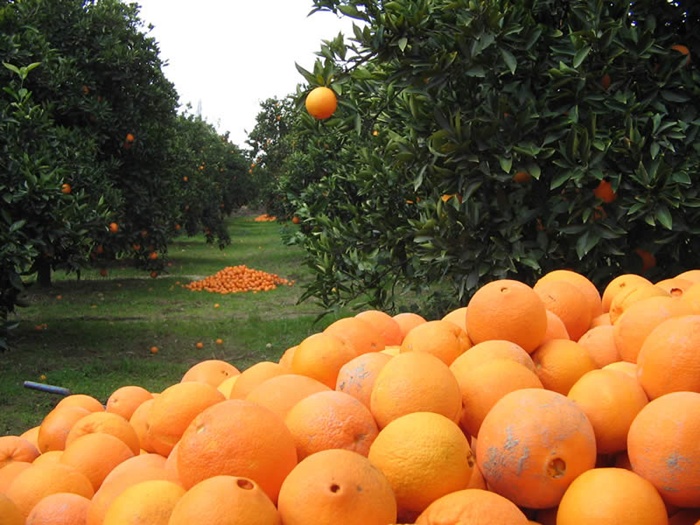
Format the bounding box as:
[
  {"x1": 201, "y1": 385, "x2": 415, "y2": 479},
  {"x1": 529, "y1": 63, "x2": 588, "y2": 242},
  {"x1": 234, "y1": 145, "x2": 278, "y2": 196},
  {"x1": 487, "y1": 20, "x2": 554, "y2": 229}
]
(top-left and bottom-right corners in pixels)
[
  {"x1": 180, "y1": 359, "x2": 240, "y2": 388},
  {"x1": 414, "y1": 488, "x2": 530, "y2": 524},
  {"x1": 627, "y1": 391, "x2": 700, "y2": 507},
  {"x1": 542, "y1": 309, "x2": 570, "y2": 343},
  {"x1": 55, "y1": 394, "x2": 104, "y2": 413},
  {"x1": 37, "y1": 406, "x2": 91, "y2": 453},
  {"x1": 176, "y1": 399, "x2": 298, "y2": 503},
  {"x1": 216, "y1": 375, "x2": 239, "y2": 398},
  {"x1": 355, "y1": 309, "x2": 403, "y2": 346},
  {"x1": 530, "y1": 339, "x2": 598, "y2": 395},
  {"x1": 5, "y1": 463, "x2": 94, "y2": 518},
  {"x1": 399, "y1": 319, "x2": 472, "y2": 365},
  {"x1": 291, "y1": 331, "x2": 358, "y2": 388},
  {"x1": 534, "y1": 279, "x2": 592, "y2": 341},
  {"x1": 0, "y1": 461, "x2": 32, "y2": 493},
  {"x1": 0, "y1": 493, "x2": 23, "y2": 525},
  {"x1": 88, "y1": 463, "x2": 179, "y2": 525},
  {"x1": 593, "y1": 179, "x2": 617, "y2": 203},
  {"x1": 146, "y1": 381, "x2": 225, "y2": 456},
  {"x1": 284, "y1": 390, "x2": 379, "y2": 459},
  {"x1": 100, "y1": 453, "x2": 168, "y2": 483},
  {"x1": 637, "y1": 315, "x2": 700, "y2": 399},
  {"x1": 60, "y1": 432, "x2": 135, "y2": 492},
  {"x1": 556, "y1": 467, "x2": 668, "y2": 524},
  {"x1": 441, "y1": 306, "x2": 468, "y2": 332},
  {"x1": 31, "y1": 450, "x2": 62, "y2": 466},
  {"x1": 536, "y1": 269, "x2": 604, "y2": 320},
  {"x1": 513, "y1": 170, "x2": 532, "y2": 183},
  {"x1": 19, "y1": 426, "x2": 39, "y2": 449},
  {"x1": 676, "y1": 269, "x2": 700, "y2": 283},
  {"x1": 278, "y1": 449, "x2": 397, "y2": 525},
  {"x1": 608, "y1": 282, "x2": 670, "y2": 324},
  {"x1": 602, "y1": 360, "x2": 638, "y2": 377},
  {"x1": 368, "y1": 411, "x2": 474, "y2": 522},
  {"x1": 476, "y1": 388, "x2": 597, "y2": 509},
  {"x1": 0, "y1": 436, "x2": 40, "y2": 469},
  {"x1": 370, "y1": 351, "x2": 462, "y2": 429},
  {"x1": 449, "y1": 339, "x2": 536, "y2": 373},
  {"x1": 466, "y1": 279, "x2": 547, "y2": 353},
  {"x1": 26, "y1": 492, "x2": 91, "y2": 525},
  {"x1": 392, "y1": 312, "x2": 427, "y2": 341},
  {"x1": 613, "y1": 295, "x2": 688, "y2": 363},
  {"x1": 655, "y1": 277, "x2": 693, "y2": 296},
  {"x1": 323, "y1": 316, "x2": 384, "y2": 355},
  {"x1": 228, "y1": 361, "x2": 285, "y2": 399},
  {"x1": 453, "y1": 359, "x2": 543, "y2": 438},
  {"x1": 590, "y1": 311, "x2": 611, "y2": 327},
  {"x1": 102, "y1": 479, "x2": 185, "y2": 525},
  {"x1": 128, "y1": 397, "x2": 155, "y2": 452},
  {"x1": 108, "y1": 222, "x2": 119, "y2": 234},
  {"x1": 601, "y1": 273, "x2": 652, "y2": 312},
  {"x1": 567, "y1": 368, "x2": 648, "y2": 454},
  {"x1": 245, "y1": 373, "x2": 331, "y2": 420},
  {"x1": 65, "y1": 411, "x2": 140, "y2": 456},
  {"x1": 335, "y1": 351, "x2": 393, "y2": 408},
  {"x1": 576, "y1": 324, "x2": 620, "y2": 367},
  {"x1": 305, "y1": 86, "x2": 338, "y2": 120},
  {"x1": 680, "y1": 282, "x2": 700, "y2": 314},
  {"x1": 169, "y1": 475, "x2": 281, "y2": 525},
  {"x1": 277, "y1": 345, "x2": 297, "y2": 371},
  {"x1": 105, "y1": 385, "x2": 153, "y2": 421}
]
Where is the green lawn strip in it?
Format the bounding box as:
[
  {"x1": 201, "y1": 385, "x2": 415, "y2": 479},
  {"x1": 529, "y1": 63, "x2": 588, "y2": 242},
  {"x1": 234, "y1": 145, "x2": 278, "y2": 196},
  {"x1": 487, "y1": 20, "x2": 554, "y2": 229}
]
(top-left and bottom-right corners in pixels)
[{"x1": 1, "y1": 215, "x2": 352, "y2": 436}]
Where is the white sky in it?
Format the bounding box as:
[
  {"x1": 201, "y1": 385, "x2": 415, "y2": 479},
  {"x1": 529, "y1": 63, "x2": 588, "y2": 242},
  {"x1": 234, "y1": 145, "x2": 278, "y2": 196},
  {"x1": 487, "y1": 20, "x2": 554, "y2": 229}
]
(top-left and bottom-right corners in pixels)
[{"x1": 134, "y1": 0, "x2": 356, "y2": 150}]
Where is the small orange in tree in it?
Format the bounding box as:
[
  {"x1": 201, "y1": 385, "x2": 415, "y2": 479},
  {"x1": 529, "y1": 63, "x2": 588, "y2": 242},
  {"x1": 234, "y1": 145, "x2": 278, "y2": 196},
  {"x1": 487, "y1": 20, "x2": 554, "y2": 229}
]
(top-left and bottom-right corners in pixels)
[
  {"x1": 671, "y1": 43, "x2": 691, "y2": 65},
  {"x1": 512, "y1": 171, "x2": 532, "y2": 183},
  {"x1": 125, "y1": 133, "x2": 135, "y2": 143},
  {"x1": 593, "y1": 179, "x2": 617, "y2": 203},
  {"x1": 182, "y1": 176, "x2": 188, "y2": 182},
  {"x1": 634, "y1": 248, "x2": 656, "y2": 272},
  {"x1": 148, "y1": 251, "x2": 159, "y2": 261},
  {"x1": 305, "y1": 86, "x2": 338, "y2": 120},
  {"x1": 108, "y1": 222, "x2": 119, "y2": 233},
  {"x1": 61, "y1": 183, "x2": 72, "y2": 194},
  {"x1": 601, "y1": 73, "x2": 612, "y2": 90},
  {"x1": 291, "y1": 216, "x2": 300, "y2": 224}
]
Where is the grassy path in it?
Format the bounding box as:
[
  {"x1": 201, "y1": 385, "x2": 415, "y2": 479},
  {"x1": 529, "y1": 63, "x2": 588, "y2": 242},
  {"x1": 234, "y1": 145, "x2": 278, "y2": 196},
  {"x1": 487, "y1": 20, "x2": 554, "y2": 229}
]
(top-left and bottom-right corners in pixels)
[{"x1": 1, "y1": 215, "x2": 348, "y2": 436}]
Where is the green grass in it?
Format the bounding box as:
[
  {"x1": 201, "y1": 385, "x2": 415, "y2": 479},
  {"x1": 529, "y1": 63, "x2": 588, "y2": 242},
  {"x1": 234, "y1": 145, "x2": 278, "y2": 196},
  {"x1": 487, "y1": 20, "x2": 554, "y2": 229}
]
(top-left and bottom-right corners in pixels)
[{"x1": 1, "y1": 215, "x2": 353, "y2": 436}]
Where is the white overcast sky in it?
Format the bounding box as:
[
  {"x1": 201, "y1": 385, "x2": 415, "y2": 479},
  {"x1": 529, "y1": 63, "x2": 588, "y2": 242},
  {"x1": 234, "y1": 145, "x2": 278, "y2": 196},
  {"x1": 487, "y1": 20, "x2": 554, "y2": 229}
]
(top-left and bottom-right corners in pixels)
[{"x1": 134, "y1": 0, "x2": 356, "y2": 149}]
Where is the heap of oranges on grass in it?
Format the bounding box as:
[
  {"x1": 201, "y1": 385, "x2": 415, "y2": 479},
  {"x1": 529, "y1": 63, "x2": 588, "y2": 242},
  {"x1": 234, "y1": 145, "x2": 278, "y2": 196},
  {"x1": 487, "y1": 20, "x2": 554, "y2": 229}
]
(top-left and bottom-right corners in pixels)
[
  {"x1": 253, "y1": 214, "x2": 277, "y2": 223},
  {"x1": 182, "y1": 265, "x2": 293, "y2": 294},
  {"x1": 3, "y1": 267, "x2": 700, "y2": 524}
]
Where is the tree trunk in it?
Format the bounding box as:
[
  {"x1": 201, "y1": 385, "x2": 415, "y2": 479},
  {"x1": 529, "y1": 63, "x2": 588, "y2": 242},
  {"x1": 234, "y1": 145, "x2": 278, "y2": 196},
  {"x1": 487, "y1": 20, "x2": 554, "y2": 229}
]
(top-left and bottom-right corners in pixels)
[{"x1": 36, "y1": 257, "x2": 52, "y2": 288}]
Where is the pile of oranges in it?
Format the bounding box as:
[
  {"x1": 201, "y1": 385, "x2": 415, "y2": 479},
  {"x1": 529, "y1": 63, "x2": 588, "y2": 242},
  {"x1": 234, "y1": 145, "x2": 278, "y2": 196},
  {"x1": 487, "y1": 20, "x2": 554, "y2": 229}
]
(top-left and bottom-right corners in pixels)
[
  {"x1": 183, "y1": 265, "x2": 293, "y2": 294},
  {"x1": 3, "y1": 269, "x2": 700, "y2": 524},
  {"x1": 253, "y1": 214, "x2": 277, "y2": 222}
]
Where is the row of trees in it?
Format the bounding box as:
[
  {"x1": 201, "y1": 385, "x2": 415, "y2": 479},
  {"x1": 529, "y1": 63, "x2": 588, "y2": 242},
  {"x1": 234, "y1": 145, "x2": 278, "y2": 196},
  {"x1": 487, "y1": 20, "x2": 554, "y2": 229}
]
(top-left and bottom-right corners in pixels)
[
  {"x1": 1, "y1": 0, "x2": 257, "y2": 348},
  {"x1": 250, "y1": 0, "x2": 700, "y2": 317}
]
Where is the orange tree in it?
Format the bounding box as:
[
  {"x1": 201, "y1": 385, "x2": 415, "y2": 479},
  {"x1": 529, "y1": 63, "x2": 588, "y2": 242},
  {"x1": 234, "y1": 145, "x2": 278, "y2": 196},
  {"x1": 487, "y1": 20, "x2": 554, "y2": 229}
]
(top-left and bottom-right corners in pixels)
[
  {"x1": 280, "y1": 0, "x2": 700, "y2": 315},
  {"x1": 0, "y1": 0, "x2": 253, "y2": 347},
  {"x1": 172, "y1": 114, "x2": 254, "y2": 247}
]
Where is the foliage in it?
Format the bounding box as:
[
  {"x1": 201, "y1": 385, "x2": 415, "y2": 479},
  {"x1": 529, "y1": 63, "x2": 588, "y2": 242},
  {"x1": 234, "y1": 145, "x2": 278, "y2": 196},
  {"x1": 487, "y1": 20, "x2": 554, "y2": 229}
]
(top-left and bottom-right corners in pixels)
[{"x1": 279, "y1": 0, "x2": 700, "y2": 315}]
